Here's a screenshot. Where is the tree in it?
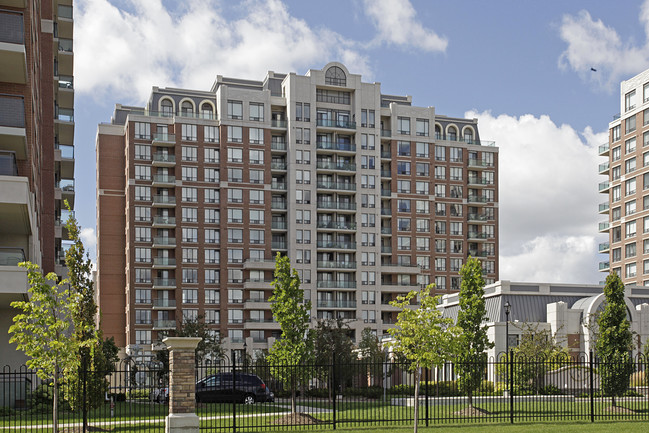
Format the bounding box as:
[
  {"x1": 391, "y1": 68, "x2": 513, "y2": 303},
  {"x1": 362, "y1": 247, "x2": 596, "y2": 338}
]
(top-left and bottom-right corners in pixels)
[
  {"x1": 387, "y1": 286, "x2": 460, "y2": 433},
  {"x1": 267, "y1": 253, "x2": 313, "y2": 413},
  {"x1": 455, "y1": 257, "x2": 494, "y2": 410},
  {"x1": 156, "y1": 315, "x2": 224, "y2": 371},
  {"x1": 358, "y1": 327, "x2": 387, "y2": 386},
  {"x1": 313, "y1": 318, "x2": 354, "y2": 401},
  {"x1": 9, "y1": 263, "x2": 79, "y2": 433},
  {"x1": 63, "y1": 204, "x2": 116, "y2": 415},
  {"x1": 596, "y1": 272, "x2": 635, "y2": 407},
  {"x1": 497, "y1": 324, "x2": 567, "y2": 394}
]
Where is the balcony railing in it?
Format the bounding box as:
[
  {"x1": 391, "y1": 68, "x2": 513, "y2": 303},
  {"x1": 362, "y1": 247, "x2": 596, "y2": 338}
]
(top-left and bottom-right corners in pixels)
[
  {"x1": 153, "y1": 278, "x2": 176, "y2": 287},
  {"x1": 599, "y1": 222, "x2": 610, "y2": 231},
  {"x1": 56, "y1": 143, "x2": 74, "y2": 159},
  {"x1": 0, "y1": 11, "x2": 24, "y2": 45},
  {"x1": 271, "y1": 140, "x2": 287, "y2": 150},
  {"x1": 153, "y1": 320, "x2": 176, "y2": 329},
  {"x1": 598, "y1": 143, "x2": 609, "y2": 155},
  {"x1": 271, "y1": 181, "x2": 287, "y2": 190},
  {"x1": 153, "y1": 153, "x2": 175, "y2": 163},
  {"x1": 56, "y1": 179, "x2": 75, "y2": 192},
  {"x1": 316, "y1": 281, "x2": 357, "y2": 289},
  {"x1": 271, "y1": 221, "x2": 287, "y2": 230},
  {"x1": 316, "y1": 240, "x2": 356, "y2": 249},
  {"x1": 58, "y1": 38, "x2": 73, "y2": 52},
  {"x1": 271, "y1": 162, "x2": 287, "y2": 170},
  {"x1": 153, "y1": 195, "x2": 176, "y2": 205},
  {"x1": 599, "y1": 261, "x2": 610, "y2": 271},
  {"x1": 153, "y1": 257, "x2": 176, "y2": 266},
  {"x1": 317, "y1": 181, "x2": 356, "y2": 191},
  {"x1": 316, "y1": 201, "x2": 356, "y2": 211},
  {"x1": 0, "y1": 95, "x2": 25, "y2": 128},
  {"x1": 316, "y1": 300, "x2": 357, "y2": 308},
  {"x1": 381, "y1": 129, "x2": 391, "y2": 137},
  {"x1": 56, "y1": 107, "x2": 74, "y2": 122},
  {"x1": 58, "y1": 75, "x2": 73, "y2": 89},
  {"x1": 271, "y1": 201, "x2": 287, "y2": 210},
  {"x1": 271, "y1": 241, "x2": 287, "y2": 249},
  {"x1": 316, "y1": 161, "x2": 356, "y2": 171},
  {"x1": 0, "y1": 151, "x2": 18, "y2": 176},
  {"x1": 153, "y1": 237, "x2": 176, "y2": 245},
  {"x1": 153, "y1": 216, "x2": 176, "y2": 225},
  {"x1": 153, "y1": 174, "x2": 175, "y2": 184},
  {"x1": 598, "y1": 242, "x2": 610, "y2": 253},
  {"x1": 271, "y1": 119, "x2": 287, "y2": 128},
  {"x1": 153, "y1": 133, "x2": 175, "y2": 143},
  {"x1": 316, "y1": 261, "x2": 357, "y2": 269},
  {"x1": 152, "y1": 299, "x2": 176, "y2": 308},
  {"x1": 316, "y1": 141, "x2": 356, "y2": 152},
  {"x1": 316, "y1": 221, "x2": 356, "y2": 230},
  {"x1": 0, "y1": 247, "x2": 25, "y2": 266},
  {"x1": 316, "y1": 119, "x2": 356, "y2": 129}
]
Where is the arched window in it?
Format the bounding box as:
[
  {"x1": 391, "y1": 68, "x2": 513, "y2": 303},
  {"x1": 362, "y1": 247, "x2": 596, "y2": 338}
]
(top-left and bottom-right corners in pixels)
[
  {"x1": 463, "y1": 128, "x2": 474, "y2": 144},
  {"x1": 448, "y1": 125, "x2": 458, "y2": 141},
  {"x1": 161, "y1": 99, "x2": 173, "y2": 117},
  {"x1": 201, "y1": 102, "x2": 214, "y2": 120},
  {"x1": 325, "y1": 66, "x2": 346, "y2": 86},
  {"x1": 434, "y1": 124, "x2": 442, "y2": 140},
  {"x1": 181, "y1": 101, "x2": 194, "y2": 117}
]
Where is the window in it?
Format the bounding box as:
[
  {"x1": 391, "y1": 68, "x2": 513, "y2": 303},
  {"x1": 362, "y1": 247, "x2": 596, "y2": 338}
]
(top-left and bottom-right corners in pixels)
[
  {"x1": 182, "y1": 268, "x2": 198, "y2": 284},
  {"x1": 135, "y1": 289, "x2": 151, "y2": 304},
  {"x1": 627, "y1": 242, "x2": 637, "y2": 258},
  {"x1": 416, "y1": 119, "x2": 429, "y2": 137},
  {"x1": 135, "y1": 330, "x2": 151, "y2": 345},
  {"x1": 182, "y1": 227, "x2": 198, "y2": 243},
  {"x1": 361, "y1": 134, "x2": 376, "y2": 150},
  {"x1": 398, "y1": 141, "x2": 411, "y2": 156},
  {"x1": 435, "y1": 221, "x2": 446, "y2": 234},
  {"x1": 182, "y1": 146, "x2": 197, "y2": 162},
  {"x1": 134, "y1": 144, "x2": 151, "y2": 160},
  {"x1": 626, "y1": 200, "x2": 636, "y2": 216},
  {"x1": 626, "y1": 262, "x2": 637, "y2": 278},
  {"x1": 397, "y1": 117, "x2": 410, "y2": 135},
  {"x1": 612, "y1": 165, "x2": 621, "y2": 180},
  {"x1": 626, "y1": 220, "x2": 637, "y2": 238},
  {"x1": 250, "y1": 209, "x2": 264, "y2": 224},
  {"x1": 397, "y1": 199, "x2": 411, "y2": 213},
  {"x1": 397, "y1": 180, "x2": 410, "y2": 193},
  {"x1": 181, "y1": 124, "x2": 197, "y2": 141},
  {"x1": 325, "y1": 66, "x2": 346, "y2": 86},
  {"x1": 204, "y1": 168, "x2": 219, "y2": 183},
  {"x1": 626, "y1": 157, "x2": 636, "y2": 174},
  {"x1": 250, "y1": 189, "x2": 264, "y2": 204},
  {"x1": 435, "y1": 258, "x2": 446, "y2": 271},
  {"x1": 626, "y1": 177, "x2": 636, "y2": 196},
  {"x1": 228, "y1": 208, "x2": 243, "y2": 223},
  {"x1": 134, "y1": 226, "x2": 151, "y2": 242},
  {"x1": 626, "y1": 115, "x2": 636, "y2": 134},
  {"x1": 397, "y1": 236, "x2": 411, "y2": 250},
  {"x1": 227, "y1": 126, "x2": 242, "y2": 143},
  {"x1": 228, "y1": 168, "x2": 243, "y2": 183},
  {"x1": 435, "y1": 146, "x2": 445, "y2": 161},
  {"x1": 205, "y1": 249, "x2": 219, "y2": 264},
  {"x1": 416, "y1": 181, "x2": 429, "y2": 195},
  {"x1": 416, "y1": 162, "x2": 430, "y2": 177},
  {"x1": 134, "y1": 165, "x2": 151, "y2": 180},
  {"x1": 435, "y1": 184, "x2": 445, "y2": 197},
  {"x1": 612, "y1": 125, "x2": 621, "y2": 142},
  {"x1": 626, "y1": 137, "x2": 637, "y2": 154},
  {"x1": 205, "y1": 228, "x2": 220, "y2": 244},
  {"x1": 416, "y1": 237, "x2": 430, "y2": 251},
  {"x1": 416, "y1": 200, "x2": 430, "y2": 214},
  {"x1": 182, "y1": 247, "x2": 198, "y2": 264},
  {"x1": 228, "y1": 100, "x2": 243, "y2": 119},
  {"x1": 182, "y1": 166, "x2": 197, "y2": 181},
  {"x1": 228, "y1": 249, "x2": 243, "y2": 264},
  {"x1": 250, "y1": 229, "x2": 265, "y2": 244},
  {"x1": 205, "y1": 148, "x2": 219, "y2": 164},
  {"x1": 625, "y1": 90, "x2": 636, "y2": 112},
  {"x1": 134, "y1": 186, "x2": 151, "y2": 201},
  {"x1": 250, "y1": 169, "x2": 264, "y2": 184},
  {"x1": 134, "y1": 122, "x2": 150, "y2": 139},
  {"x1": 612, "y1": 206, "x2": 621, "y2": 221},
  {"x1": 416, "y1": 142, "x2": 429, "y2": 157},
  {"x1": 205, "y1": 289, "x2": 220, "y2": 304},
  {"x1": 612, "y1": 185, "x2": 621, "y2": 202},
  {"x1": 249, "y1": 102, "x2": 264, "y2": 121},
  {"x1": 183, "y1": 289, "x2": 198, "y2": 304},
  {"x1": 249, "y1": 149, "x2": 264, "y2": 164},
  {"x1": 228, "y1": 147, "x2": 243, "y2": 163},
  {"x1": 450, "y1": 222, "x2": 463, "y2": 235},
  {"x1": 135, "y1": 268, "x2": 151, "y2": 283},
  {"x1": 249, "y1": 127, "x2": 264, "y2": 144},
  {"x1": 450, "y1": 167, "x2": 462, "y2": 180},
  {"x1": 450, "y1": 147, "x2": 462, "y2": 162},
  {"x1": 397, "y1": 161, "x2": 410, "y2": 175}
]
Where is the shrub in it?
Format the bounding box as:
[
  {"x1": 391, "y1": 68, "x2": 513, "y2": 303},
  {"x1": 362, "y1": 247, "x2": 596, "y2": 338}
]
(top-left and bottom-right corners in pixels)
[
  {"x1": 343, "y1": 386, "x2": 383, "y2": 399},
  {"x1": 108, "y1": 393, "x2": 126, "y2": 402},
  {"x1": 126, "y1": 389, "x2": 149, "y2": 400},
  {"x1": 630, "y1": 371, "x2": 645, "y2": 387},
  {"x1": 0, "y1": 407, "x2": 15, "y2": 417},
  {"x1": 540, "y1": 385, "x2": 562, "y2": 395},
  {"x1": 304, "y1": 388, "x2": 329, "y2": 398}
]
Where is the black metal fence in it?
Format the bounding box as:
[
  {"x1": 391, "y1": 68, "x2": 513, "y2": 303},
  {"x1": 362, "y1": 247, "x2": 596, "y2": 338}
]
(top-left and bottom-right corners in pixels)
[
  {"x1": 0, "y1": 360, "x2": 168, "y2": 432},
  {"x1": 1, "y1": 353, "x2": 648, "y2": 432}
]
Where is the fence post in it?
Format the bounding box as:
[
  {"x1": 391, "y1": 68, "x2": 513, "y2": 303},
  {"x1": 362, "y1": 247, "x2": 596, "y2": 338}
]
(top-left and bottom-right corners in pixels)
[
  {"x1": 82, "y1": 354, "x2": 88, "y2": 433},
  {"x1": 425, "y1": 366, "x2": 429, "y2": 427},
  {"x1": 232, "y1": 358, "x2": 237, "y2": 433},
  {"x1": 332, "y1": 351, "x2": 336, "y2": 430},
  {"x1": 163, "y1": 337, "x2": 202, "y2": 433},
  {"x1": 509, "y1": 350, "x2": 514, "y2": 424},
  {"x1": 589, "y1": 351, "x2": 594, "y2": 423}
]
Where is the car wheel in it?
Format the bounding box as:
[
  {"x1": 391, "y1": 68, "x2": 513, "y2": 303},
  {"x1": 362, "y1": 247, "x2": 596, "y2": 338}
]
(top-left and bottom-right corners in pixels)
[{"x1": 243, "y1": 394, "x2": 255, "y2": 405}]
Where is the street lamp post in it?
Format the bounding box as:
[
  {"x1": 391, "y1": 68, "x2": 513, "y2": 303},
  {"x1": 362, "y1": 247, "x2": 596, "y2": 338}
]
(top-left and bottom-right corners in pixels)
[{"x1": 504, "y1": 300, "x2": 511, "y2": 396}]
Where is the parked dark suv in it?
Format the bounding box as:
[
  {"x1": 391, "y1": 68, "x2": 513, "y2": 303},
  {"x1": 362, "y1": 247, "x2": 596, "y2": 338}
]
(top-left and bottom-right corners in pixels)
[{"x1": 195, "y1": 373, "x2": 274, "y2": 404}]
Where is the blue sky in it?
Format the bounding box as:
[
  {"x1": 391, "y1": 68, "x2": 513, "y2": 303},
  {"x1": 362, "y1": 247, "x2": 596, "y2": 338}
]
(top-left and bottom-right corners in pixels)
[{"x1": 73, "y1": 0, "x2": 649, "y2": 283}]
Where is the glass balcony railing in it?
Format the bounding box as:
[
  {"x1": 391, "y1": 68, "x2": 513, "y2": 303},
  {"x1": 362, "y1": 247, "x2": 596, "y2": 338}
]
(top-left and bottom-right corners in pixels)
[
  {"x1": 271, "y1": 119, "x2": 287, "y2": 128},
  {"x1": 56, "y1": 107, "x2": 74, "y2": 122},
  {"x1": 316, "y1": 281, "x2": 356, "y2": 289},
  {"x1": 317, "y1": 181, "x2": 356, "y2": 191},
  {"x1": 153, "y1": 257, "x2": 176, "y2": 266},
  {"x1": 599, "y1": 222, "x2": 610, "y2": 231},
  {"x1": 58, "y1": 5, "x2": 73, "y2": 19},
  {"x1": 316, "y1": 261, "x2": 356, "y2": 269},
  {"x1": 0, "y1": 151, "x2": 18, "y2": 176},
  {"x1": 153, "y1": 133, "x2": 175, "y2": 143},
  {"x1": 316, "y1": 141, "x2": 356, "y2": 152},
  {"x1": 316, "y1": 300, "x2": 357, "y2": 308},
  {"x1": 153, "y1": 195, "x2": 176, "y2": 205},
  {"x1": 153, "y1": 174, "x2": 175, "y2": 184},
  {"x1": 598, "y1": 242, "x2": 610, "y2": 253},
  {"x1": 153, "y1": 278, "x2": 176, "y2": 287},
  {"x1": 0, "y1": 247, "x2": 25, "y2": 266},
  {"x1": 316, "y1": 221, "x2": 356, "y2": 230},
  {"x1": 271, "y1": 140, "x2": 287, "y2": 150},
  {"x1": 57, "y1": 179, "x2": 75, "y2": 192},
  {"x1": 153, "y1": 299, "x2": 176, "y2": 308},
  {"x1": 56, "y1": 143, "x2": 74, "y2": 159},
  {"x1": 316, "y1": 240, "x2": 356, "y2": 249},
  {"x1": 271, "y1": 162, "x2": 287, "y2": 170},
  {"x1": 153, "y1": 153, "x2": 175, "y2": 163},
  {"x1": 58, "y1": 75, "x2": 73, "y2": 89},
  {"x1": 316, "y1": 161, "x2": 356, "y2": 171},
  {"x1": 598, "y1": 181, "x2": 610, "y2": 192},
  {"x1": 153, "y1": 320, "x2": 176, "y2": 329},
  {"x1": 599, "y1": 261, "x2": 610, "y2": 271},
  {"x1": 316, "y1": 119, "x2": 356, "y2": 129},
  {"x1": 598, "y1": 143, "x2": 609, "y2": 155},
  {"x1": 58, "y1": 38, "x2": 73, "y2": 52},
  {"x1": 153, "y1": 216, "x2": 176, "y2": 225},
  {"x1": 0, "y1": 95, "x2": 25, "y2": 128},
  {"x1": 316, "y1": 201, "x2": 356, "y2": 211},
  {"x1": 0, "y1": 11, "x2": 24, "y2": 45},
  {"x1": 599, "y1": 202, "x2": 609, "y2": 213},
  {"x1": 153, "y1": 237, "x2": 176, "y2": 245}
]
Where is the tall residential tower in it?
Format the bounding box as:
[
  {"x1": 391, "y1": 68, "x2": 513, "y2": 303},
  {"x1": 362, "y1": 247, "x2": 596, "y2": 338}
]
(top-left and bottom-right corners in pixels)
[
  {"x1": 96, "y1": 63, "x2": 498, "y2": 357},
  {"x1": 0, "y1": 0, "x2": 75, "y2": 367}
]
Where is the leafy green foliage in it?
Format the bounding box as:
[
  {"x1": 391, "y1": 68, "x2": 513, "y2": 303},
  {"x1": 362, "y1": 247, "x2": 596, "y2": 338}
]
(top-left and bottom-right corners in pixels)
[
  {"x1": 387, "y1": 285, "x2": 460, "y2": 433},
  {"x1": 596, "y1": 272, "x2": 635, "y2": 406},
  {"x1": 313, "y1": 318, "x2": 354, "y2": 400},
  {"x1": 455, "y1": 257, "x2": 494, "y2": 407},
  {"x1": 267, "y1": 253, "x2": 313, "y2": 413}
]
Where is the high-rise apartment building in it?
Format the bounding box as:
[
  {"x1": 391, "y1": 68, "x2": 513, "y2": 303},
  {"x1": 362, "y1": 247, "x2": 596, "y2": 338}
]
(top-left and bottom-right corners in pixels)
[
  {"x1": 0, "y1": 0, "x2": 75, "y2": 367},
  {"x1": 96, "y1": 63, "x2": 498, "y2": 357}
]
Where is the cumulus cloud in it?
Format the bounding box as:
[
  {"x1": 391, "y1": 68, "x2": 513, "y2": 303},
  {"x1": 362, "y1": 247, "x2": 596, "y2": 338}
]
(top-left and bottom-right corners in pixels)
[
  {"x1": 75, "y1": 0, "x2": 372, "y2": 103},
  {"x1": 558, "y1": 1, "x2": 649, "y2": 88},
  {"x1": 468, "y1": 110, "x2": 607, "y2": 283},
  {"x1": 362, "y1": 0, "x2": 447, "y2": 52},
  {"x1": 80, "y1": 227, "x2": 97, "y2": 264}
]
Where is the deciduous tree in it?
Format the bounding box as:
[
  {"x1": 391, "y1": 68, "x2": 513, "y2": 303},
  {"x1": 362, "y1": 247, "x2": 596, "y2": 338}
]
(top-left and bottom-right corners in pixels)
[
  {"x1": 387, "y1": 286, "x2": 460, "y2": 433},
  {"x1": 268, "y1": 253, "x2": 313, "y2": 413},
  {"x1": 455, "y1": 257, "x2": 494, "y2": 409}
]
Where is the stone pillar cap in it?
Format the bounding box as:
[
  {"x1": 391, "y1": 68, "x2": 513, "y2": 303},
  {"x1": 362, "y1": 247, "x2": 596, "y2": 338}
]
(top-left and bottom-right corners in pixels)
[{"x1": 163, "y1": 337, "x2": 202, "y2": 350}]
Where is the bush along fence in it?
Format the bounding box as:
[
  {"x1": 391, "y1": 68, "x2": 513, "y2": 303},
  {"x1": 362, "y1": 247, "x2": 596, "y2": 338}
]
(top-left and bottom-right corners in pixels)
[{"x1": 2, "y1": 351, "x2": 649, "y2": 432}]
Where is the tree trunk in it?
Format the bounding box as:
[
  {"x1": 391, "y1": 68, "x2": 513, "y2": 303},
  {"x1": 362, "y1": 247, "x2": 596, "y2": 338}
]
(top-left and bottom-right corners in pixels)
[
  {"x1": 468, "y1": 390, "x2": 473, "y2": 408},
  {"x1": 413, "y1": 366, "x2": 420, "y2": 433},
  {"x1": 53, "y1": 368, "x2": 59, "y2": 433},
  {"x1": 612, "y1": 395, "x2": 617, "y2": 407}
]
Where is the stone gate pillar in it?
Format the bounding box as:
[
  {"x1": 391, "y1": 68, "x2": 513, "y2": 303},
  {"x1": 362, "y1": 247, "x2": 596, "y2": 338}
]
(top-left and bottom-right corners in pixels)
[{"x1": 163, "y1": 337, "x2": 202, "y2": 433}]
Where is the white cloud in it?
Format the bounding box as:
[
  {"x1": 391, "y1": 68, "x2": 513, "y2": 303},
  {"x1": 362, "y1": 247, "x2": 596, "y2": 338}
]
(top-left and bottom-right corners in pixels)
[
  {"x1": 467, "y1": 111, "x2": 607, "y2": 284},
  {"x1": 75, "y1": 0, "x2": 372, "y2": 103},
  {"x1": 558, "y1": 1, "x2": 649, "y2": 88},
  {"x1": 362, "y1": 0, "x2": 447, "y2": 52},
  {"x1": 80, "y1": 227, "x2": 97, "y2": 266}
]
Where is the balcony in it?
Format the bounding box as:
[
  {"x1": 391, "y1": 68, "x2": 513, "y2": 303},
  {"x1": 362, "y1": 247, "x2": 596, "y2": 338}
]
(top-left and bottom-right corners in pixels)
[
  {"x1": 0, "y1": 247, "x2": 28, "y2": 302},
  {"x1": 152, "y1": 216, "x2": 176, "y2": 227},
  {"x1": 243, "y1": 259, "x2": 276, "y2": 270},
  {"x1": 153, "y1": 278, "x2": 176, "y2": 289},
  {"x1": 598, "y1": 181, "x2": 610, "y2": 192},
  {"x1": 0, "y1": 94, "x2": 27, "y2": 158},
  {"x1": 316, "y1": 240, "x2": 356, "y2": 250},
  {"x1": 271, "y1": 221, "x2": 287, "y2": 230},
  {"x1": 316, "y1": 201, "x2": 356, "y2": 211},
  {"x1": 467, "y1": 195, "x2": 489, "y2": 204},
  {"x1": 316, "y1": 141, "x2": 356, "y2": 152},
  {"x1": 0, "y1": 176, "x2": 34, "y2": 235},
  {"x1": 152, "y1": 299, "x2": 176, "y2": 309},
  {"x1": 598, "y1": 162, "x2": 610, "y2": 174},
  {"x1": 271, "y1": 119, "x2": 287, "y2": 128},
  {"x1": 271, "y1": 162, "x2": 287, "y2": 171},
  {"x1": 0, "y1": 151, "x2": 17, "y2": 176},
  {"x1": 598, "y1": 242, "x2": 610, "y2": 253},
  {"x1": 271, "y1": 139, "x2": 287, "y2": 151},
  {"x1": 379, "y1": 262, "x2": 420, "y2": 274},
  {"x1": 467, "y1": 232, "x2": 489, "y2": 241},
  {"x1": 54, "y1": 143, "x2": 74, "y2": 179},
  {"x1": 316, "y1": 161, "x2": 356, "y2": 172},
  {"x1": 599, "y1": 222, "x2": 609, "y2": 232},
  {"x1": 271, "y1": 200, "x2": 287, "y2": 210},
  {"x1": 598, "y1": 143, "x2": 609, "y2": 156},
  {"x1": 467, "y1": 213, "x2": 491, "y2": 223},
  {"x1": 244, "y1": 279, "x2": 274, "y2": 289},
  {"x1": 316, "y1": 261, "x2": 356, "y2": 269},
  {"x1": 152, "y1": 152, "x2": 175, "y2": 166},
  {"x1": 467, "y1": 176, "x2": 494, "y2": 186},
  {"x1": 316, "y1": 300, "x2": 357, "y2": 309},
  {"x1": 153, "y1": 320, "x2": 176, "y2": 330},
  {"x1": 151, "y1": 174, "x2": 175, "y2": 186},
  {"x1": 381, "y1": 170, "x2": 391, "y2": 178},
  {"x1": 467, "y1": 159, "x2": 494, "y2": 169},
  {"x1": 271, "y1": 181, "x2": 287, "y2": 190},
  {"x1": 152, "y1": 133, "x2": 176, "y2": 146},
  {"x1": 599, "y1": 202, "x2": 609, "y2": 214},
  {"x1": 316, "y1": 181, "x2": 356, "y2": 192},
  {"x1": 316, "y1": 221, "x2": 356, "y2": 231},
  {"x1": 153, "y1": 195, "x2": 176, "y2": 207},
  {"x1": 381, "y1": 129, "x2": 391, "y2": 138},
  {"x1": 316, "y1": 119, "x2": 356, "y2": 130},
  {"x1": 598, "y1": 261, "x2": 610, "y2": 271},
  {"x1": 152, "y1": 257, "x2": 176, "y2": 268},
  {"x1": 271, "y1": 241, "x2": 287, "y2": 250},
  {"x1": 153, "y1": 236, "x2": 176, "y2": 248},
  {"x1": 316, "y1": 281, "x2": 357, "y2": 289},
  {"x1": 0, "y1": 10, "x2": 26, "y2": 84}
]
